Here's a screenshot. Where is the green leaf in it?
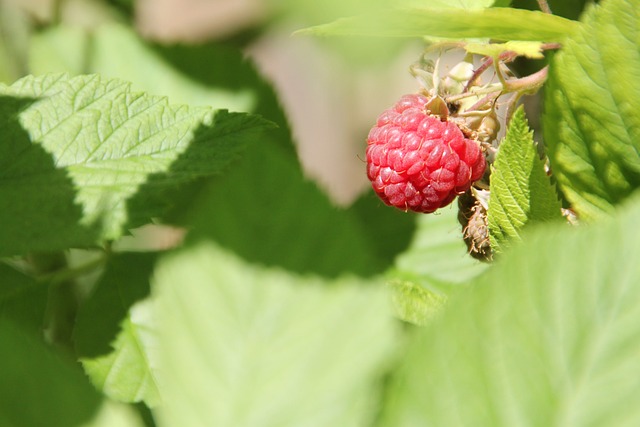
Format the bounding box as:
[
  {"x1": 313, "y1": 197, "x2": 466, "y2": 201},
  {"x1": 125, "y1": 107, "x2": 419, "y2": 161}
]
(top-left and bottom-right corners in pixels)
[
  {"x1": 295, "y1": 7, "x2": 579, "y2": 42},
  {"x1": 28, "y1": 26, "x2": 89, "y2": 77},
  {"x1": 75, "y1": 252, "x2": 156, "y2": 357},
  {"x1": 153, "y1": 242, "x2": 398, "y2": 427},
  {"x1": 82, "y1": 300, "x2": 160, "y2": 408},
  {"x1": 0, "y1": 263, "x2": 47, "y2": 334},
  {"x1": 379, "y1": 194, "x2": 640, "y2": 426},
  {"x1": 392, "y1": 0, "x2": 496, "y2": 9},
  {"x1": 393, "y1": 205, "x2": 487, "y2": 294},
  {"x1": 465, "y1": 41, "x2": 545, "y2": 59},
  {"x1": 0, "y1": 74, "x2": 272, "y2": 255},
  {"x1": 182, "y1": 141, "x2": 395, "y2": 277},
  {"x1": 29, "y1": 24, "x2": 254, "y2": 112},
  {"x1": 76, "y1": 252, "x2": 159, "y2": 407},
  {"x1": 349, "y1": 190, "x2": 417, "y2": 270},
  {"x1": 79, "y1": 401, "x2": 146, "y2": 427},
  {"x1": 543, "y1": 0, "x2": 640, "y2": 221},
  {"x1": 0, "y1": 320, "x2": 132, "y2": 427},
  {"x1": 150, "y1": 30, "x2": 416, "y2": 277},
  {"x1": 388, "y1": 280, "x2": 446, "y2": 326},
  {"x1": 488, "y1": 107, "x2": 562, "y2": 253},
  {"x1": 28, "y1": 23, "x2": 275, "y2": 145},
  {"x1": 29, "y1": 23, "x2": 415, "y2": 276}
]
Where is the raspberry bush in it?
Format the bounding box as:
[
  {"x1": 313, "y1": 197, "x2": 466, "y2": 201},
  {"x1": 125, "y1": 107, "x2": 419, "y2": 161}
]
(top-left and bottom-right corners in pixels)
[{"x1": 1, "y1": 0, "x2": 640, "y2": 426}]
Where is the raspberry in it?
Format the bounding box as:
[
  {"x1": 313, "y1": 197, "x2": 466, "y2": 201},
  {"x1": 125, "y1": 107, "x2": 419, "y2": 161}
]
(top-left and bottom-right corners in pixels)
[{"x1": 366, "y1": 94, "x2": 486, "y2": 213}]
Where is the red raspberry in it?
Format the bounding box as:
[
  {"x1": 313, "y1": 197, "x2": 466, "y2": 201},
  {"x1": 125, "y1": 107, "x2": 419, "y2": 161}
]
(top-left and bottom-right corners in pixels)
[{"x1": 366, "y1": 94, "x2": 486, "y2": 213}]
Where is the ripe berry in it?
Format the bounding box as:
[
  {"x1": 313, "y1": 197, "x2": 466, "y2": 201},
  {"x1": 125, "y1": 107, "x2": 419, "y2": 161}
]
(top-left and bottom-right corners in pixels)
[{"x1": 366, "y1": 94, "x2": 486, "y2": 213}]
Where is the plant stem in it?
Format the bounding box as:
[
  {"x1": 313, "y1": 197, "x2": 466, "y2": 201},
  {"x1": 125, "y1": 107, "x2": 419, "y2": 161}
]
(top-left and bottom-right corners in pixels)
[
  {"x1": 52, "y1": 0, "x2": 66, "y2": 24},
  {"x1": 463, "y1": 56, "x2": 493, "y2": 94},
  {"x1": 463, "y1": 92, "x2": 500, "y2": 114},
  {"x1": 446, "y1": 84, "x2": 503, "y2": 104},
  {"x1": 28, "y1": 252, "x2": 79, "y2": 355},
  {"x1": 36, "y1": 255, "x2": 106, "y2": 285},
  {"x1": 503, "y1": 66, "x2": 548, "y2": 94},
  {"x1": 541, "y1": 42, "x2": 562, "y2": 51},
  {"x1": 537, "y1": 0, "x2": 552, "y2": 14},
  {"x1": 493, "y1": 58, "x2": 509, "y2": 89}
]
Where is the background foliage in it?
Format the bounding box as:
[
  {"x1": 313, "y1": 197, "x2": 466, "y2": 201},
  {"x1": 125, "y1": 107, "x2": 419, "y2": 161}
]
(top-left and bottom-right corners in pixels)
[{"x1": 2, "y1": 0, "x2": 640, "y2": 426}]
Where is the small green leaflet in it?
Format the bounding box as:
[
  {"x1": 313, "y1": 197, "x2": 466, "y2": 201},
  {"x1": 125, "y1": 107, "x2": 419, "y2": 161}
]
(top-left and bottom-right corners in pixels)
[
  {"x1": 296, "y1": 7, "x2": 579, "y2": 42},
  {"x1": 387, "y1": 280, "x2": 447, "y2": 326},
  {"x1": 543, "y1": 0, "x2": 640, "y2": 220},
  {"x1": 0, "y1": 73, "x2": 272, "y2": 256},
  {"x1": 488, "y1": 106, "x2": 562, "y2": 253}
]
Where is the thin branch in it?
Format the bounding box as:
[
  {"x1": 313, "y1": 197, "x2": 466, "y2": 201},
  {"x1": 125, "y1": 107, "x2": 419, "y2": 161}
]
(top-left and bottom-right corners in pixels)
[
  {"x1": 463, "y1": 57, "x2": 493, "y2": 94},
  {"x1": 537, "y1": 0, "x2": 552, "y2": 14}
]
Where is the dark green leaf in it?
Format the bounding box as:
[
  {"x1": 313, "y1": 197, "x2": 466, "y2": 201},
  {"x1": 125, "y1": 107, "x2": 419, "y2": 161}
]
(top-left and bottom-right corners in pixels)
[
  {"x1": 0, "y1": 263, "x2": 47, "y2": 334},
  {"x1": 511, "y1": 0, "x2": 590, "y2": 20},
  {"x1": 0, "y1": 321, "x2": 101, "y2": 427},
  {"x1": 182, "y1": 142, "x2": 384, "y2": 277},
  {"x1": 349, "y1": 190, "x2": 416, "y2": 268},
  {"x1": 75, "y1": 252, "x2": 156, "y2": 357},
  {"x1": 75, "y1": 253, "x2": 159, "y2": 406},
  {"x1": 0, "y1": 74, "x2": 271, "y2": 255},
  {"x1": 543, "y1": 0, "x2": 640, "y2": 220}
]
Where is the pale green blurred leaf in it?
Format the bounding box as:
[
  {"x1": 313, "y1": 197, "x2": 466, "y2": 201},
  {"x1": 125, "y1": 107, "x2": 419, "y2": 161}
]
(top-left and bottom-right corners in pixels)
[
  {"x1": 380, "y1": 195, "x2": 640, "y2": 426},
  {"x1": 543, "y1": 0, "x2": 640, "y2": 220},
  {"x1": 80, "y1": 401, "x2": 145, "y2": 427},
  {"x1": 29, "y1": 26, "x2": 89, "y2": 76},
  {"x1": 392, "y1": 0, "x2": 496, "y2": 9},
  {"x1": 465, "y1": 41, "x2": 544, "y2": 59},
  {"x1": 153, "y1": 242, "x2": 398, "y2": 427},
  {"x1": 296, "y1": 7, "x2": 579, "y2": 42},
  {"x1": 29, "y1": 24, "x2": 254, "y2": 112},
  {"x1": 488, "y1": 107, "x2": 562, "y2": 253},
  {"x1": 393, "y1": 205, "x2": 487, "y2": 294},
  {"x1": 0, "y1": 74, "x2": 271, "y2": 255}
]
